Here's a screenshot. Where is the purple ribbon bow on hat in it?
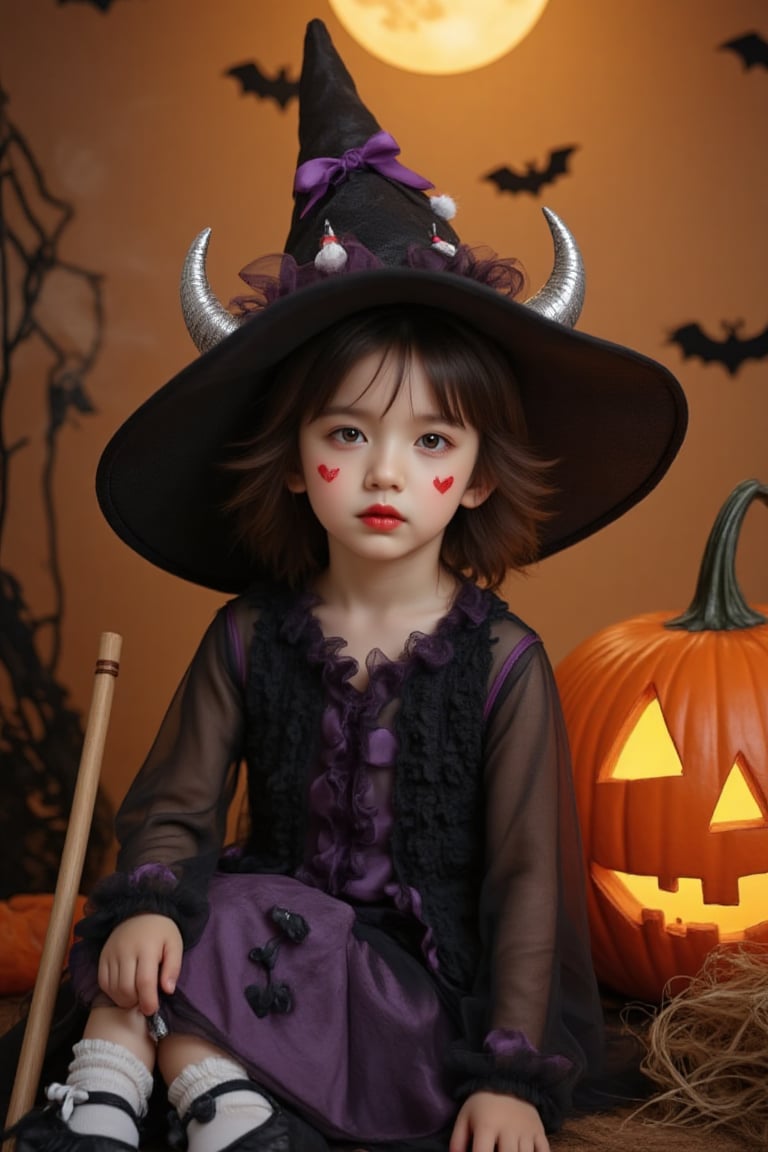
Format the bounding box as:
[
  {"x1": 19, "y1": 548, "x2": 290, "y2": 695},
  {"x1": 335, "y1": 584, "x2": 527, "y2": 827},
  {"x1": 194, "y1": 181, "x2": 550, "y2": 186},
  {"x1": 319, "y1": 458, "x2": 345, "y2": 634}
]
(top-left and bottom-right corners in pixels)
[{"x1": 294, "y1": 130, "x2": 434, "y2": 218}]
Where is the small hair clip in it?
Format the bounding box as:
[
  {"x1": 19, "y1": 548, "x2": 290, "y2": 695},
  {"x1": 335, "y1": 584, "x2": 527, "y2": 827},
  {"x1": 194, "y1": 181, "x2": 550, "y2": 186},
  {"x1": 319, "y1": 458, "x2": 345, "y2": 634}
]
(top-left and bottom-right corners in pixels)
[
  {"x1": 314, "y1": 219, "x2": 348, "y2": 272},
  {"x1": 430, "y1": 223, "x2": 457, "y2": 258}
]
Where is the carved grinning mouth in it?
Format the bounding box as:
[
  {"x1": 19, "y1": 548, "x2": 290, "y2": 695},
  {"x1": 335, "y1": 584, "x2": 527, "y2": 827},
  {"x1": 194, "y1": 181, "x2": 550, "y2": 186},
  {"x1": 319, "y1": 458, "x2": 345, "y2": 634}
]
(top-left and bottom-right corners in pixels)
[{"x1": 591, "y1": 862, "x2": 768, "y2": 937}]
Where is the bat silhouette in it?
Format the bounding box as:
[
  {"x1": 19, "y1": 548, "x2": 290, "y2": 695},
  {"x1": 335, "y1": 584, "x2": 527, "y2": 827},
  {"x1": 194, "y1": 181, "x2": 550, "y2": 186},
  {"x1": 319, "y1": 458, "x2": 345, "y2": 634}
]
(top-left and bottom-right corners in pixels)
[
  {"x1": 668, "y1": 320, "x2": 768, "y2": 376},
  {"x1": 226, "y1": 62, "x2": 299, "y2": 110},
  {"x1": 719, "y1": 31, "x2": 768, "y2": 70},
  {"x1": 484, "y1": 146, "x2": 578, "y2": 197}
]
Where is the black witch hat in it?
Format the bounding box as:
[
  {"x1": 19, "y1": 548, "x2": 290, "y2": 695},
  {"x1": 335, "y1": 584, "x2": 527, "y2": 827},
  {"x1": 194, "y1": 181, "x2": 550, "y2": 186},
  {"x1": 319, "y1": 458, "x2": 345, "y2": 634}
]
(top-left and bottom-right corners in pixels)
[{"x1": 96, "y1": 19, "x2": 687, "y2": 593}]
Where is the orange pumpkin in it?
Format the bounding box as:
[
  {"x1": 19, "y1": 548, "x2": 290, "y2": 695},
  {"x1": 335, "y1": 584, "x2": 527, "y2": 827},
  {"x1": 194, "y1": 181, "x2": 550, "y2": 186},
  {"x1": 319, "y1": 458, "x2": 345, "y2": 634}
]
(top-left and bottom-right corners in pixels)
[
  {"x1": 0, "y1": 893, "x2": 87, "y2": 995},
  {"x1": 556, "y1": 479, "x2": 768, "y2": 1003}
]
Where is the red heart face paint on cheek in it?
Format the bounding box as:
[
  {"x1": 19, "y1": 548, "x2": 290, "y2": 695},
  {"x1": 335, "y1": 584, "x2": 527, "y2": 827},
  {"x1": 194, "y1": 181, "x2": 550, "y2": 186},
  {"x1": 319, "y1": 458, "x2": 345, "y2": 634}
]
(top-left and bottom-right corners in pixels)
[
  {"x1": 318, "y1": 465, "x2": 340, "y2": 483},
  {"x1": 433, "y1": 476, "x2": 454, "y2": 494}
]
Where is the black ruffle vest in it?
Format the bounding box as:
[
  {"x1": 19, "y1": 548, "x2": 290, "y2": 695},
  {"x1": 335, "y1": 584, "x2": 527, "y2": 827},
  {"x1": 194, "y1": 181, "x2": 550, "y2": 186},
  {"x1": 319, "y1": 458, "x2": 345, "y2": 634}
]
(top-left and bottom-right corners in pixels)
[{"x1": 242, "y1": 583, "x2": 512, "y2": 993}]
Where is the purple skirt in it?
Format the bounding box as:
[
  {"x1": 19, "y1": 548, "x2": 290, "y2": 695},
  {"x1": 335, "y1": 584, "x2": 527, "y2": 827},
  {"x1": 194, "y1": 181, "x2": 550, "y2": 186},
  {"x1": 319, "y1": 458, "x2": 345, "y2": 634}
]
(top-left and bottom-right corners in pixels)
[{"x1": 120, "y1": 874, "x2": 457, "y2": 1142}]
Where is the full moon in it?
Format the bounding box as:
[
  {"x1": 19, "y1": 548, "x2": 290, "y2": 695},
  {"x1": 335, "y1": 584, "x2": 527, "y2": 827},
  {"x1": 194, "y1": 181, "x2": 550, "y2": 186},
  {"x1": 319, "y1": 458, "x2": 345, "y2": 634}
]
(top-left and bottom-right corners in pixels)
[{"x1": 328, "y1": 0, "x2": 551, "y2": 75}]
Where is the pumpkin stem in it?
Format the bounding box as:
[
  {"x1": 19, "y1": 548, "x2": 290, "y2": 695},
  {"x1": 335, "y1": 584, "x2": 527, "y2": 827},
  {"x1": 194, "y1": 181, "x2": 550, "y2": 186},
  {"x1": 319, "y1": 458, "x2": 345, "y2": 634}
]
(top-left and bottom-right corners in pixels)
[{"x1": 666, "y1": 478, "x2": 768, "y2": 632}]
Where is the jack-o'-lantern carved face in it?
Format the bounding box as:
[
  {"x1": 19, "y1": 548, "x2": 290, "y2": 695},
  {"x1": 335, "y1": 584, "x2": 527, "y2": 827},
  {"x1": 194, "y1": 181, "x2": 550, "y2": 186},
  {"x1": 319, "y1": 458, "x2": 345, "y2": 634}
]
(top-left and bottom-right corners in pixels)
[
  {"x1": 556, "y1": 481, "x2": 768, "y2": 1002},
  {"x1": 597, "y1": 693, "x2": 768, "y2": 932}
]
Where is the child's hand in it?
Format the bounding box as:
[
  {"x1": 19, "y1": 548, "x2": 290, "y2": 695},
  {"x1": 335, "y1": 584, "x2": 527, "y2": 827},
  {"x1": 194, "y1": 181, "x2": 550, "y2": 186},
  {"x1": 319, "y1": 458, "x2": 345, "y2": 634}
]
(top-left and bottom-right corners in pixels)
[
  {"x1": 98, "y1": 913, "x2": 183, "y2": 1016},
  {"x1": 450, "y1": 1090, "x2": 550, "y2": 1152}
]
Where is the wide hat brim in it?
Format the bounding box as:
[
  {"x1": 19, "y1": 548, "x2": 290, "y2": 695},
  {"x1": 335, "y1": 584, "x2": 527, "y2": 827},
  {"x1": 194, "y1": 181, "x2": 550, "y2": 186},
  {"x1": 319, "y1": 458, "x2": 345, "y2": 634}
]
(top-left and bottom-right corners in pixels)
[{"x1": 96, "y1": 267, "x2": 687, "y2": 593}]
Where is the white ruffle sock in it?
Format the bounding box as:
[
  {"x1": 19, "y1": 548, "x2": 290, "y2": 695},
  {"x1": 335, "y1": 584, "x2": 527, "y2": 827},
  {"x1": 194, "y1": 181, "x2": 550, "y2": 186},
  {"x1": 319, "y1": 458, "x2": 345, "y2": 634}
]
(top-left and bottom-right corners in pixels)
[
  {"x1": 168, "y1": 1057, "x2": 273, "y2": 1152},
  {"x1": 51, "y1": 1038, "x2": 153, "y2": 1147}
]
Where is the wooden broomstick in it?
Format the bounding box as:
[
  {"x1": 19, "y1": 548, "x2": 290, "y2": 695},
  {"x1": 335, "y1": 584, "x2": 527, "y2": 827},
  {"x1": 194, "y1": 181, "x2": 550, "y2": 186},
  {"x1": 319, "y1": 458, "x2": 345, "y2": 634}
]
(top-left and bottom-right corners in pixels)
[{"x1": 4, "y1": 632, "x2": 122, "y2": 1137}]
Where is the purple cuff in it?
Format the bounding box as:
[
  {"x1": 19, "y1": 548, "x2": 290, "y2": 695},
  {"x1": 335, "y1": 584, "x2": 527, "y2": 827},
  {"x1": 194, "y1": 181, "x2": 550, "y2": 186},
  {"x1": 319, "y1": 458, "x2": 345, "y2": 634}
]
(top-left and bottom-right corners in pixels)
[
  {"x1": 129, "y1": 862, "x2": 178, "y2": 888},
  {"x1": 485, "y1": 1028, "x2": 573, "y2": 1076}
]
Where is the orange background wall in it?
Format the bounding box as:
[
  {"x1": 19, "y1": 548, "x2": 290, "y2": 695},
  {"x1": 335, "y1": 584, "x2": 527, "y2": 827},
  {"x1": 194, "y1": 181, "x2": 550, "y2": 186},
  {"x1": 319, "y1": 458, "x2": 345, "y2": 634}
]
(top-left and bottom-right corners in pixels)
[{"x1": 1, "y1": 0, "x2": 766, "y2": 845}]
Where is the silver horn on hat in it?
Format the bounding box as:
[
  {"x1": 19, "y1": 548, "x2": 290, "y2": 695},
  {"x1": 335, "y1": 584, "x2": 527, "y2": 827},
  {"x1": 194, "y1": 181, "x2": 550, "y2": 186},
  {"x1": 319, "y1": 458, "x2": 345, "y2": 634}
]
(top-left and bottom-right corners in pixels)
[{"x1": 180, "y1": 206, "x2": 585, "y2": 355}]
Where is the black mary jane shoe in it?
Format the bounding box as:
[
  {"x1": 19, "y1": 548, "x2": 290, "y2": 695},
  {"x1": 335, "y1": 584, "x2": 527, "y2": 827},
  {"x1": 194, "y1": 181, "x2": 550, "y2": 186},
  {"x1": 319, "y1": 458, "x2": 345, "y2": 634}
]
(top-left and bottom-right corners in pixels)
[
  {"x1": 1, "y1": 1089, "x2": 141, "y2": 1152},
  {"x1": 168, "y1": 1080, "x2": 329, "y2": 1152}
]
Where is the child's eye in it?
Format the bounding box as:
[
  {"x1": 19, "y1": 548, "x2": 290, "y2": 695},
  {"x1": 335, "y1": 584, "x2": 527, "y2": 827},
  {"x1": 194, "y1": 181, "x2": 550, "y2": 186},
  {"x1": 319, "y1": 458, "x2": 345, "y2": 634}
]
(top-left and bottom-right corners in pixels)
[
  {"x1": 331, "y1": 427, "x2": 365, "y2": 444},
  {"x1": 418, "y1": 433, "x2": 449, "y2": 451}
]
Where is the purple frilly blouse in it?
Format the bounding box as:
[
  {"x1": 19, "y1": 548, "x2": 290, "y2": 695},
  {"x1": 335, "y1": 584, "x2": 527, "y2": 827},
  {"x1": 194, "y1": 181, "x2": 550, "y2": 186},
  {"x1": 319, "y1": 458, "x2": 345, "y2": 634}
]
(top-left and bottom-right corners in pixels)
[{"x1": 275, "y1": 584, "x2": 492, "y2": 970}]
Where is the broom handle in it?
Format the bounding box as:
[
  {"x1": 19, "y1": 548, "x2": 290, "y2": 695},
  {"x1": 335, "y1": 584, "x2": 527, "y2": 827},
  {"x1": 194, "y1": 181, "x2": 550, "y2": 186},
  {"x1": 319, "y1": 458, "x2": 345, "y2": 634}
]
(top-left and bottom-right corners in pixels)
[{"x1": 4, "y1": 632, "x2": 122, "y2": 1135}]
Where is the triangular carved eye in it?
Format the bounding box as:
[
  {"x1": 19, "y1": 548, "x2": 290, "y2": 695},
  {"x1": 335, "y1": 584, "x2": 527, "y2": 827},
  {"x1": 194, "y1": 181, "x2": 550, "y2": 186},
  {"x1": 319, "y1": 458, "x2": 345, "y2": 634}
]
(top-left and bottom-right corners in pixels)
[
  {"x1": 710, "y1": 758, "x2": 767, "y2": 830},
  {"x1": 602, "y1": 692, "x2": 683, "y2": 780}
]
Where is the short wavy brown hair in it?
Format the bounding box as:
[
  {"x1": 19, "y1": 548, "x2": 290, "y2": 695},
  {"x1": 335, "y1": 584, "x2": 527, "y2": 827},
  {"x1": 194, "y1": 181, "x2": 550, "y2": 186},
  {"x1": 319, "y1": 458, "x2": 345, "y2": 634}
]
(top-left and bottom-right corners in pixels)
[{"x1": 226, "y1": 306, "x2": 554, "y2": 590}]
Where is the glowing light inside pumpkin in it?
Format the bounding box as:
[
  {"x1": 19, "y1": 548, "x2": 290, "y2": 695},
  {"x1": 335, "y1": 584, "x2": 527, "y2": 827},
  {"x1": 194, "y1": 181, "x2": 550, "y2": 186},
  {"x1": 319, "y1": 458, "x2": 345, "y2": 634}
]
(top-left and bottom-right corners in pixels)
[
  {"x1": 598, "y1": 695, "x2": 768, "y2": 935},
  {"x1": 596, "y1": 867, "x2": 768, "y2": 937},
  {"x1": 710, "y1": 759, "x2": 766, "y2": 830},
  {"x1": 605, "y1": 695, "x2": 683, "y2": 779}
]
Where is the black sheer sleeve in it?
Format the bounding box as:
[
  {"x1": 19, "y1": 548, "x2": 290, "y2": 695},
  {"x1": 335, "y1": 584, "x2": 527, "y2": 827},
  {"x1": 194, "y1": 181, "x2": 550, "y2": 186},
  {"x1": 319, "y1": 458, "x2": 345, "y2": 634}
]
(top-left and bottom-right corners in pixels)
[
  {"x1": 451, "y1": 617, "x2": 604, "y2": 1131},
  {"x1": 75, "y1": 598, "x2": 255, "y2": 955}
]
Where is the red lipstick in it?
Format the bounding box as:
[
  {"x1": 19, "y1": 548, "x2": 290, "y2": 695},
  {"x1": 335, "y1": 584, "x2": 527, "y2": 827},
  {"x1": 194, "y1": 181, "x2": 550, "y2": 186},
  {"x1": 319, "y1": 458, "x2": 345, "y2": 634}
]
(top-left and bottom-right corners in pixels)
[{"x1": 359, "y1": 504, "x2": 403, "y2": 531}]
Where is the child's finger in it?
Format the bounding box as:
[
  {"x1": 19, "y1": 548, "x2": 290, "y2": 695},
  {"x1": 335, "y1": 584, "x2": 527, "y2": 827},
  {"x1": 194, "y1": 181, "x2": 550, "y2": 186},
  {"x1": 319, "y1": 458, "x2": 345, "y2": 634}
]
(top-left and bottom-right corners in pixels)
[
  {"x1": 448, "y1": 1111, "x2": 469, "y2": 1152},
  {"x1": 97, "y1": 954, "x2": 111, "y2": 999},
  {"x1": 470, "y1": 1130, "x2": 496, "y2": 1152},
  {"x1": 160, "y1": 934, "x2": 182, "y2": 994},
  {"x1": 113, "y1": 958, "x2": 141, "y2": 1009},
  {"x1": 134, "y1": 952, "x2": 161, "y2": 1016}
]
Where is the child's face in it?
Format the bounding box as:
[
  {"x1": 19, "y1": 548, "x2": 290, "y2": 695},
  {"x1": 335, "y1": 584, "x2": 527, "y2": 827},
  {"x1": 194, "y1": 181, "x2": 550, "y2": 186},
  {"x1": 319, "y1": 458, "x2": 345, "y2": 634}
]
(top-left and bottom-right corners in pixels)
[{"x1": 287, "y1": 350, "x2": 490, "y2": 571}]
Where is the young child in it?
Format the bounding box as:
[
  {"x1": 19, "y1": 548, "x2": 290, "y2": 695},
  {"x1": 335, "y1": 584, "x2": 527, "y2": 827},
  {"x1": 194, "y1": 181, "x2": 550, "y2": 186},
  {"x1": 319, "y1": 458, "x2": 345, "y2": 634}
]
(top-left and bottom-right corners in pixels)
[{"x1": 7, "y1": 19, "x2": 687, "y2": 1152}]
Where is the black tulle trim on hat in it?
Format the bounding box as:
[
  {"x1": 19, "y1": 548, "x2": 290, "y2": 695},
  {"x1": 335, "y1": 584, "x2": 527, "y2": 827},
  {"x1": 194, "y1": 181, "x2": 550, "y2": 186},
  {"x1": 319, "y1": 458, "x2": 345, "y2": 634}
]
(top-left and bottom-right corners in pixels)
[
  {"x1": 229, "y1": 239, "x2": 526, "y2": 317},
  {"x1": 406, "y1": 242, "x2": 526, "y2": 297}
]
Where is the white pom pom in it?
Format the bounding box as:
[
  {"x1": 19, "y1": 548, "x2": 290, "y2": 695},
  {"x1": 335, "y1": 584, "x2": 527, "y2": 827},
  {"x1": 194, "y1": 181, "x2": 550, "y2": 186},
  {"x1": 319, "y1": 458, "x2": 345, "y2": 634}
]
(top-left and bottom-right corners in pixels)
[
  {"x1": 430, "y1": 194, "x2": 457, "y2": 221},
  {"x1": 314, "y1": 220, "x2": 348, "y2": 273},
  {"x1": 315, "y1": 239, "x2": 348, "y2": 272}
]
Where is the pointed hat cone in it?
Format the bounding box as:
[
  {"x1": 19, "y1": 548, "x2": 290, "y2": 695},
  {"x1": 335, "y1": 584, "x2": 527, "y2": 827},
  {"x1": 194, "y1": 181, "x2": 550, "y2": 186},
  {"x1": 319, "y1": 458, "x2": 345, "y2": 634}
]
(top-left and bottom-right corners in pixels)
[
  {"x1": 296, "y1": 19, "x2": 381, "y2": 165},
  {"x1": 285, "y1": 19, "x2": 459, "y2": 266}
]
